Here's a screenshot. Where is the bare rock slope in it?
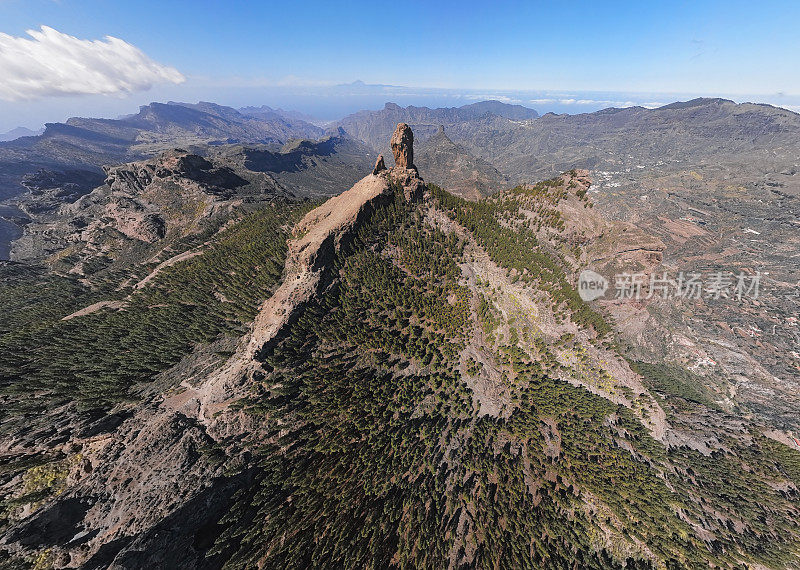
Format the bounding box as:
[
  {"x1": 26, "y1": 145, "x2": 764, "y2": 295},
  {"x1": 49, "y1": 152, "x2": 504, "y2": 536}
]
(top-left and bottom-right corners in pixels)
[
  {"x1": 0, "y1": 125, "x2": 427, "y2": 569},
  {"x1": 3, "y1": 124, "x2": 798, "y2": 569}
]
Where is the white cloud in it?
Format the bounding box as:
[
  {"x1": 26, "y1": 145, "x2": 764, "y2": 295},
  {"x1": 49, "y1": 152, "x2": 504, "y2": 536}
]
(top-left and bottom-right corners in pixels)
[
  {"x1": 0, "y1": 26, "x2": 185, "y2": 101},
  {"x1": 462, "y1": 93, "x2": 524, "y2": 104},
  {"x1": 526, "y1": 97, "x2": 666, "y2": 109}
]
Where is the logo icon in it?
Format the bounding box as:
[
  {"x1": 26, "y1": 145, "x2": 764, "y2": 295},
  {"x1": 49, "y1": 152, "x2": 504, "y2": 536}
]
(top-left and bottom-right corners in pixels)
[{"x1": 578, "y1": 270, "x2": 608, "y2": 301}]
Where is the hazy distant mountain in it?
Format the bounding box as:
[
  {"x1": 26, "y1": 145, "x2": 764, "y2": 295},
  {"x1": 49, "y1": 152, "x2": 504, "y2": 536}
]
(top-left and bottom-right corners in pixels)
[
  {"x1": 240, "y1": 105, "x2": 323, "y2": 127},
  {"x1": 0, "y1": 101, "x2": 325, "y2": 202},
  {"x1": 121, "y1": 101, "x2": 324, "y2": 148},
  {"x1": 455, "y1": 100, "x2": 540, "y2": 120},
  {"x1": 339, "y1": 98, "x2": 800, "y2": 184},
  {"x1": 416, "y1": 125, "x2": 509, "y2": 199},
  {"x1": 476, "y1": 97, "x2": 800, "y2": 181},
  {"x1": 211, "y1": 129, "x2": 375, "y2": 199},
  {"x1": 0, "y1": 127, "x2": 44, "y2": 142},
  {"x1": 335, "y1": 100, "x2": 539, "y2": 155}
]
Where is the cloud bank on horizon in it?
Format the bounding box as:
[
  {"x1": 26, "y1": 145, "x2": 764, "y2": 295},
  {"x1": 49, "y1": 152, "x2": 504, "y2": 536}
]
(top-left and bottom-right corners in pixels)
[{"x1": 0, "y1": 26, "x2": 184, "y2": 101}]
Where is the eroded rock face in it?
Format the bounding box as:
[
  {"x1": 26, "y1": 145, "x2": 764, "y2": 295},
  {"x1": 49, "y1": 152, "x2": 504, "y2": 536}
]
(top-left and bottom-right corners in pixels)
[
  {"x1": 372, "y1": 154, "x2": 386, "y2": 175},
  {"x1": 390, "y1": 123, "x2": 414, "y2": 170},
  {"x1": 0, "y1": 127, "x2": 425, "y2": 568},
  {"x1": 0, "y1": 122, "x2": 432, "y2": 568}
]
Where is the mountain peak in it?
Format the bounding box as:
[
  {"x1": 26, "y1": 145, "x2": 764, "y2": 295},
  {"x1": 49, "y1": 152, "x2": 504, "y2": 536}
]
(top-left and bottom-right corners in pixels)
[
  {"x1": 459, "y1": 100, "x2": 539, "y2": 120},
  {"x1": 428, "y1": 124, "x2": 456, "y2": 148},
  {"x1": 0, "y1": 126, "x2": 43, "y2": 142},
  {"x1": 658, "y1": 97, "x2": 735, "y2": 110}
]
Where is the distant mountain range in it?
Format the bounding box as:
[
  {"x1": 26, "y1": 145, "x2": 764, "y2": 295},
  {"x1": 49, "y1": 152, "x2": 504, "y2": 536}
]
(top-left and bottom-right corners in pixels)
[
  {"x1": 338, "y1": 97, "x2": 800, "y2": 184},
  {"x1": 335, "y1": 100, "x2": 539, "y2": 156},
  {"x1": 3, "y1": 97, "x2": 800, "y2": 262},
  {"x1": 0, "y1": 127, "x2": 44, "y2": 142},
  {"x1": 0, "y1": 101, "x2": 325, "y2": 202},
  {"x1": 239, "y1": 105, "x2": 322, "y2": 126},
  {"x1": 0, "y1": 99, "x2": 543, "y2": 257}
]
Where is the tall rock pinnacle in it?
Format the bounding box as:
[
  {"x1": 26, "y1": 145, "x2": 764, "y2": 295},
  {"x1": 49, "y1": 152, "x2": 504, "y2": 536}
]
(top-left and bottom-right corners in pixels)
[
  {"x1": 375, "y1": 123, "x2": 424, "y2": 201},
  {"x1": 390, "y1": 123, "x2": 415, "y2": 170}
]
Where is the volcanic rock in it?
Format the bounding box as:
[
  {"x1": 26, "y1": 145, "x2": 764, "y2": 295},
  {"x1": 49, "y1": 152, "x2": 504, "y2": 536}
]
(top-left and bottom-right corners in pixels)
[
  {"x1": 390, "y1": 123, "x2": 414, "y2": 170},
  {"x1": 372, "y1": 154, "x2": 386, "y2": 175}
]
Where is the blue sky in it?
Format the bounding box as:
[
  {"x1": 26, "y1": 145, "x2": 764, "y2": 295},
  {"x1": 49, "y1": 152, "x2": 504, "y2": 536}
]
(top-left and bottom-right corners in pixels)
[{"x1": 1, "y1": 0, "x2": 799, "y2": 131}]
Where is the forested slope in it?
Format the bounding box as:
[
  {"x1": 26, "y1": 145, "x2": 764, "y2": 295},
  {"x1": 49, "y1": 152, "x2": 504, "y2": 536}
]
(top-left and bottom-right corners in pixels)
[{"x1": 0, "y1": 131, "x2": 798, "y2": 569}]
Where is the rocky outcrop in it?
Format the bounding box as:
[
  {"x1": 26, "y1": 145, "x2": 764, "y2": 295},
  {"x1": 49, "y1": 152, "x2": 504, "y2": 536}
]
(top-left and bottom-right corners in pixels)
[
  {"x1": 10, "y1": 149, "x2": 281, "y2": 267},
  {"x1": 245, "y1": 171, "x2": 396, "y2": 359},
  {"x1": 390, "y1": 123, "x2": 415, "y2": 170},
  {"x1": 247, "y1": 125, "x2": 425, "y2": 355},
  {"x1": 386, "y1": 123, "x2": 425, "y2": 201},
  {"x1": 0, "y1": 125, "x2": 427, "y2": 568},
  {"x1": 106, "y1": 150, "x2": 248, "y2": 195},
  {"x1": 20, "y1": 169, "x2": 106, "y2": 209},
  {"x1": 372, "y1": 154, "x2": 386, "y2": 175}
]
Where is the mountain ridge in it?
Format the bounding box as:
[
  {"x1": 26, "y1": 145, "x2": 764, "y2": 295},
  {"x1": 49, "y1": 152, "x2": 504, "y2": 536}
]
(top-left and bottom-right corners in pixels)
[
  {"x1": 0, "y1": 127, "x2": 44, "y2": 143},
  {"x1": 1, "y1": 125, "x2": 798, "y2": 568},
  {"x1": 416, "y1": 125, "x2": 509, "y2": 199},
  {"x1": 0, "y1": 101, "x2": 326, "y2": 204},
  {"x1": 9, "y1": 132, "x2": 375, "y2": 267}
]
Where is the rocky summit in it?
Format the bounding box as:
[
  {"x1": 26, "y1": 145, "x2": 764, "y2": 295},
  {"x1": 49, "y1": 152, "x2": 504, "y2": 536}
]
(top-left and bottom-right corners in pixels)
[
  {"x1": 1, "y1": 2, "x2": 799, "y2": 567},
  {"x1": 390, "y1": 122, "x2": 415, "y2": 170},
  {"x1": 0, "y1": 119, "x2": 798, "y2": 569}
]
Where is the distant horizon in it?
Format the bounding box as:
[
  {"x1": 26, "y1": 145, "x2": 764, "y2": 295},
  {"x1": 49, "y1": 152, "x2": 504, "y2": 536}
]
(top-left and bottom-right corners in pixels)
[{"x1": 2, "y1": 82, "x2": 800, "y2": 135}]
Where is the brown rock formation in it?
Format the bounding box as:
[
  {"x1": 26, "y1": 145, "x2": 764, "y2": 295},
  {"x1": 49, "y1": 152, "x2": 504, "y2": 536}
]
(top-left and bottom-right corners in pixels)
[
  {"x1": 390, "y1": 123, "x2": 414, "y2": 170},
  {"x1": 372, "y1": 154, "x2": 386, "y2": 175},
  {"x1": 0, "y1": 123, "x2": 430, "y2": 569}
]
